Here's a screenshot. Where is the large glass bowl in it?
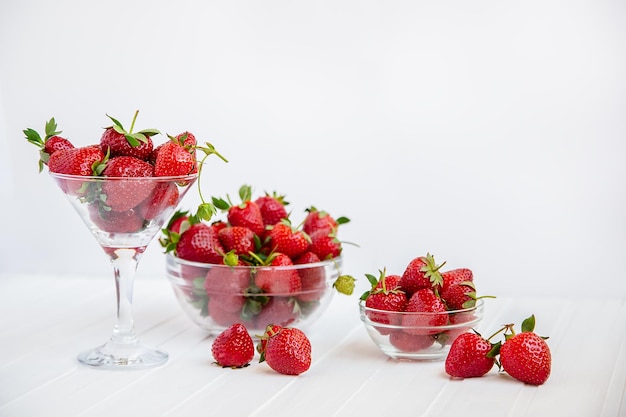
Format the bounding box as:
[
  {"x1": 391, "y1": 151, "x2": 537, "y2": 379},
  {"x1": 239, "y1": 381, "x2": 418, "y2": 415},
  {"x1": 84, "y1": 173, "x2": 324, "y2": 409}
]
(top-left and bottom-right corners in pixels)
[
  {"x1": 166, "y1": 252, "x2": 343, "y2": 335},
  {"x1": 359, "y1": 299, "x2": 485, "y2": 361}
]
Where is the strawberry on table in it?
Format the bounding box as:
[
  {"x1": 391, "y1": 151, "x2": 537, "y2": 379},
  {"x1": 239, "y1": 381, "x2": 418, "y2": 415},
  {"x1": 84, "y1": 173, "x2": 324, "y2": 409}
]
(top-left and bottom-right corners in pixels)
[
  {"x1": 211, "y1": 323, "x2": 255, "y2": 368},
  {"x1": 257, "y1": 324, "x2": 312, "y2": 375},
  {"x1": 445, "y1": 331, "x2": 496, "y2": 378}
]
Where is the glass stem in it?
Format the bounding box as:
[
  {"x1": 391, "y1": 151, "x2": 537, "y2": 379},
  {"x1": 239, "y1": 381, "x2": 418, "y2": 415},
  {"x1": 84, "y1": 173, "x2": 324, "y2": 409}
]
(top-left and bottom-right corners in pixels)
[{"x1": 108, "y1": 247, "x2": 145, "y2": 345}]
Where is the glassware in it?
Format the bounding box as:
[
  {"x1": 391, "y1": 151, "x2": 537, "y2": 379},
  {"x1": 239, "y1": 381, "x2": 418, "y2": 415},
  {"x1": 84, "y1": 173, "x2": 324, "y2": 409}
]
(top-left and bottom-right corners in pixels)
[{"x1": 49, "y1": 172, "x2": 197, "y2": 370}]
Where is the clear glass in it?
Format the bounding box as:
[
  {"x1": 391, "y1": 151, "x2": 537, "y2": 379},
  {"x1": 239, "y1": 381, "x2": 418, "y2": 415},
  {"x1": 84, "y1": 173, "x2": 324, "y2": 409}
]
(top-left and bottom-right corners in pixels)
[
  {"x1": 166, "y1": 253, "x2": 343, "y2": 335},
  {"x1": 49, "y1": 172, "x2": 197, "y2": 370},
  {"x1": 359, "y1": 299, "x2": 485, "y2": 361}
]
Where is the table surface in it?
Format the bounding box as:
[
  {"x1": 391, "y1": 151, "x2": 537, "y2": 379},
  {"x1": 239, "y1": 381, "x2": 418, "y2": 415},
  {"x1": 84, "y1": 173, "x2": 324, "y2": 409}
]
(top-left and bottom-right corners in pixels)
[{"x1": 1, "y1": 273, "x2": 625, "y2": 417}]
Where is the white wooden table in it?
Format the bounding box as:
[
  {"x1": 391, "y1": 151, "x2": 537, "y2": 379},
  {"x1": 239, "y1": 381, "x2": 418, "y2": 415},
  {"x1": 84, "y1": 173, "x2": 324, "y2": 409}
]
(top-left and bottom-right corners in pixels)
[{"x1": 1, "y1": 273, "x2": 624, "y2": 417}]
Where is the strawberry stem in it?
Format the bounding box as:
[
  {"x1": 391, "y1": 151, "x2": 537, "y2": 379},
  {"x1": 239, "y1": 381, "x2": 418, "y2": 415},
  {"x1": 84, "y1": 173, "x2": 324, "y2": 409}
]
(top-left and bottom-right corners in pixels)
[{"x1": 128, "y1": 110, "x2": 139, "y2": 134}]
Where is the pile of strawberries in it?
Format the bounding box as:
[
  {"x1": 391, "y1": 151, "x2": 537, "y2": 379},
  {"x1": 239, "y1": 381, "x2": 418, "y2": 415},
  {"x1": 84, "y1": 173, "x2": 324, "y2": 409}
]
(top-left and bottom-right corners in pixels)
[
  {"x1": 23, "y1": 112, "x2": 226, "y2": 233},
  {"x1": 445, "y1": 315, "x2": 552, "y2": 385},
  {"x1": 162, "y1": 185, "x2": 355, "y2": 330},
  {"x1": 361, "y1": 253, "x2": 489, "y2": 352},
  {"x1": 211, "y1": 323, "x2": 312, "y2": 375}
]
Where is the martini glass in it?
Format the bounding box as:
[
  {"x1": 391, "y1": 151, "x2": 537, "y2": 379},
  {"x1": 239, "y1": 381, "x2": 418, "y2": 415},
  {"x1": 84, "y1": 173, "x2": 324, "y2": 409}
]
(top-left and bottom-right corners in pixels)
[{"x1": 49, "y1": 172, "x2": 197, "y2": 370}]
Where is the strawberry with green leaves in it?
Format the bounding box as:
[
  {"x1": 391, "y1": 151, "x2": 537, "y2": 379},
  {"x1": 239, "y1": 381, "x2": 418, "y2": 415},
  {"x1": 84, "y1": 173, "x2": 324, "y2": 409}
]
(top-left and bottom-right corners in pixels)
[
  {"x1": 445, "y1": 330, "x2": 497, "y2": 378},
  {"x1": 23, "y1": 117, "x2": 74, "y2": 171},
  {"x1": 257, "y1": 324, "x2": 312, "y2": 375},
  {"x1": 48, "y1": 145, "x2": 106, "y2": 177},
  {"x1": 398, "y1": 253, "x2": 446, "y2": 297},
  {"x1": 362, "y1": 269, "x2": 407, "y2": 334},
  {"x1": 308, "y1": 228, "x2": 342, "y2": 260},
  {"x1": 255, "y1": 192, "x2": 289, "y2": 228},
  {"x1": 266, "y1": 220, "x2": 310, "y2": 259},
  {"x1": 213, "y1": 185, "x2": 265, "y2": 236},
  {"x1": 254, "y1": 253, "x2": 302, "y2": 294},
  {"x1": 211, "y1": 323, "x2": 255, "y2": 368},
  {"x1": 100, "y1": 111, "x2": 158, "y2": 160},
  {"x1": 499, "y1": 315, "x2": 551, "y2": 385},
  {"x1": 302, "y1": 206, "x2": 349, "y2": 235}
]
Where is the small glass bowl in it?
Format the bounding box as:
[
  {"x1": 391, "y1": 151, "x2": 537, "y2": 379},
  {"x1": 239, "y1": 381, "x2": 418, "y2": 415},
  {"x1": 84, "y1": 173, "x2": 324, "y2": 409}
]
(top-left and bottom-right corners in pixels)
[
  {"x1": 166, "y1": 252, "x2": 343, "y2": 335},
  {"x1": 359, "y1": 299, "x2": 485, "y2": 360}
]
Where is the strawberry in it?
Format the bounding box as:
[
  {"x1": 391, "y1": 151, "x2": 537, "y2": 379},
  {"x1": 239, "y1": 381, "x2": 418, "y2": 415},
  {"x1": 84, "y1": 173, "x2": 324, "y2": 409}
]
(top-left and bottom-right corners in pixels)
[
  {"x1": 266, "y1": 221, "x2": 310, "y2": 259},
  {"x1": 218, "y1": 226, "x2": 256, "y2": 256},
  {"x1": 441, "y1": 268, "x2": 473, "y2": 291},
  {"x1": 441, "y1": 281, "x2": 478, "y2": 310},
  {"x1": 153, "y1": 140, "x2": 196, "y2": 177},
  {"x1": 48, "y1": 145, "x2": 106, "y2": 176},
  {"x1": 257, "y1": 325, "x2": 312, "y2": 375},
  {"x1": 308, "y1": 228, "x2": 342, "y2": 260},
  {"x1": 100, "y1": 112, "x2": 157, "y2": 160},
  {"x1": 204, "y1": 262, "x2": 251, "y2": 314},
  {"x1": 175, "y1": 223, "x2": 225, "y2": 264},
  {"x1": 88, "y1": 203, "x2": 144, "y2": 233},
  {"x1": 499, "y1": 315, "x2": 551, "y2": 385},
  {"x1": 211, "y1": 323, "x2": 255, "y2": 368},
  {"x1": 389, "y1": 331, "x2": 435, "y2": 353},
  {"x1": 255, "y1": 192, "x2": 289, "y2": 227},
  {"x1": 100, "y1": 156, "x2": 156, "y2": 211},
  {"x1": 254, "y1": 253, "x2": 302, "y2": 294},
  {"x1": 362, "y1": 270, "x2": 407, "y2": 334},
  {"x1": 138, "y1": 182, "x2": 180, "y2": 220},
  {"x1": 303, "y1": 206, "x2": 349, "y2": 235},
  {"x1": 213, "y1": 185, "x2": 265, "y2": 236},
  {"x1": 253, "y1": 297, "x2": 299, "y2": 329},
  {"x1": 23, "y1": 117, "x2": 74, "y2": 171},
  {"x1": 398, "y1": 253, "x2": 445, "y2": 297},
  {"x1": 209, "y1": 300, "x2": 253, "y2": 328},
  {"x1": 294, "y1": 251, "x2": 326, "y2": 302},
  {"x1": 401, "y1": 288, "x2": 448, "y2": 335},
  {"x1": 445, "y1": 331, "x2": 496, "y2": 378}
]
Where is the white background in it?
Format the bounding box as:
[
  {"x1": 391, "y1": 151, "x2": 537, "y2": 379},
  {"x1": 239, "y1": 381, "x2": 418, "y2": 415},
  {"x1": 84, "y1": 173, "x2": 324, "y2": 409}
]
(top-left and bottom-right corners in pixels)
[{"x1": 0, "y1": 0, "x2": 624, "y2": 298}]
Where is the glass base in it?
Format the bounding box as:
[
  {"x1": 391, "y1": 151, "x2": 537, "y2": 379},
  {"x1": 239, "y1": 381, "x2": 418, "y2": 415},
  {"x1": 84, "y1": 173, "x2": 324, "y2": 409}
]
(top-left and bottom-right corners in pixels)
[{"x1": 77, "y1": 340, "x2": 168, "y2": 370}]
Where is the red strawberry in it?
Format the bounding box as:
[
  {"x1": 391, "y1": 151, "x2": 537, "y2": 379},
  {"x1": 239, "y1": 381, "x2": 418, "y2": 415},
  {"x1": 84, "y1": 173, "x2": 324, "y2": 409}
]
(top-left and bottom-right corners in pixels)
[
  {"x1": 208, "y1": 300, "x2": 252, "y2": 328},
  {"x1": 138, "y1": 182, "x2": 180, "y2": 220},
  {"x1": 23, "y1": 117, "x2": 74, "y2": 171},
  {"x1": 253, "y1": 297, "x2": 299, "y2": 329},
  {"x1": 445, "y1": 331, "x2": 496, "y2": 378},
  {"x1": 401, "y1": 288, "x2": 448, "y2": 335},
  {"x1": 176, "y1": 223, "x2": 225, "y2": 264},
  {"x1": 204, "y1": 262, "x2": 251, "y2": 314},
  {"x1": 254, "y1": 253, "x2": 302, "y2": 294},
  {"x1": 389, "y1": 331, "x2": 435, "y2": 352},
  {"x1": 362, "y1": 270, "x2": 407, "y2": 334},
  {"x1": 255, "y1": 192, "x2": 288, "y2": 227},
  {"x1": 441, "y1": 268, "x2": 474, "y2": 292},
  {"x1": 294, "y1": 251, "x2": 326, "y2": 303},
  {"x1": 213, "y1": 185, "x2": 265, "y2": 236},
  {"x1": 441, "y1": 281, "x2": 478, "y2": 310},
  {"x1": 266, "y1": 221, "x2": 310, "y2": 259},
  {"x1": 153, "y1": 140, "x2": 196, "y2": 177},
  {"x1": 48, "y1": 145, "x2": 106, "y2": 176},
  {"x1": 88, "y1": 204, "x2": 144, "y2": 233},
  {"x1": 174, "y1": 131, "x2": 197, "y2": 148},
  {"x1": 218, "y1": 226, "x2": 256, "y2": 256},
  {"x1": 100, "y1": 156, "x2": 156, "y2": 212},
  {"x1": 499, "y1": 315, "x2": 551, "y2": 385},
  {"x1": 257, "y1": 325, "x2": 312, "y2": 375},
  {"x1": 398, "y1": 253, "x2": 445, "y2": 297},
  {"x1": 302, "y1": 206, "x2": 349, "y2": 235},
  {"x1": 100, "y1": 112, "x2": 158, "y2": 160},
  {"x1": 211, "y1": 323, "x2": 255, "y2": 368},
  {"x1": 308, "y1": 228, "x2": 342, "y2": 260}
]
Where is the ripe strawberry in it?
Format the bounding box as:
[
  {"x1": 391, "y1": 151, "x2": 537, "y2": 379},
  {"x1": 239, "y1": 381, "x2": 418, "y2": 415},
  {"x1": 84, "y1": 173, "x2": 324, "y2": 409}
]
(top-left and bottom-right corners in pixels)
[
  {"x1": 100, "y1": 117, "x2": 155, "y2": 161},
  {"x1": 100, "y1": 156, "x2": 156, "y2": 211},
  {"x1": 176, "y1": 223, "x2": 225, "y2": 264},
  {"x1": 48, "y1": 145, "x2": 106, "y2": 176},
  {"x1": 362, "y1": 270, "x2": 407, "y2": 334},
  {"x1": 254, "y1": 253, "x2": 302, "y2": 294},
  {"x1": 303, "y1": 206, "x2": 349, "y2": 235},
  {"x1": 23, "y1": 117, "x2": 74, "y2": 171},
  {"x1": 398, "y1": 253, "x2": 445, "y2": 297},
  {"x1": 445, "y1": 331, "x2": 496, "y2": 378},
  {"x1": 257, "y1": 325, "x2": 312, "y2": 375},
  {"x1": 441, "y1": 268, "x2": 473, "y2": 292},
  {"x1": 308, "y1": 228, "x2": 342, "y2": 260},
  {"x1": 255, "y1": 192, "x2": 288, "y2": 227},
  {"x1": 211, "y1": 323, "x2": 255, "y2": 368},
  {"x1": 266, "y1": 221, "x2": 310, "y2": 259},
  {"x1": 138, "y1": 182, "x2": 180, "y2": 220},
  {"x1": 153, "y1": 140, "x2": 196, "y2": 177},
  {"x1": 389, "y1": 331, "x2": 435, "y2": 353},
  {"x1": 213, "y1": 185, "x2": 265, "y2": 236},
  {"x1": 401, "y1": 288, "x2": 448, "y2": 335},
  {"x1": 441, "y1": 281, "x2": 478, "y2": 310},
  {"x1": 218, "y1": 226, "x2": 256, "y2": 256},
  {"x1": 253, "y1": 297, "x2": 299, "y2": 329},
  {"x1": 88, "y1": 203, "x2": 144, "y2": 233},
  {"x1": 209, "y1": 300, "x2": 253, "y2": 328},
  {"x1": 499, "y1": 315, "x2": 551, "y2": 385},
  {"x1": 294, "y1": 251, "x2": 326, "y2": 302},
  {"x1": 204, "y1": 262, "x2": 251, "y2": 313}
]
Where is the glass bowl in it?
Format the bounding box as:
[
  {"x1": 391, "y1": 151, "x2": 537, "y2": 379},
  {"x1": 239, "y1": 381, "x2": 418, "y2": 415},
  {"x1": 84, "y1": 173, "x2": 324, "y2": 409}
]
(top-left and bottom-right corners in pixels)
[
  {"x1": 166, "y1": 252, "x2": 343, "y2": 335},
  {"x1": 359, "y1": 299, "x2": 485, "y2": 360}
]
